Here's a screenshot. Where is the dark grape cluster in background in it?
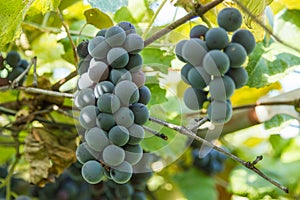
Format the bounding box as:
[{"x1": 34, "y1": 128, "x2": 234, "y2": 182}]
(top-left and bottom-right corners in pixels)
[{"x1": 176, "y1": 7, "x2": 255, "y2": 124}]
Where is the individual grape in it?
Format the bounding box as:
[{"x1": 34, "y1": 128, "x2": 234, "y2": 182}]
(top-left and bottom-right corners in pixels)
[
  {"x1": 15, "y1": 196, "x2": 31, "y2": 200},
  {"x1": 107, "y1": 47, "x2": 129, "y2": 68},
  {"x1": 118, "y1": 21, "x2": 136, "y2": 34},
  {"x1": 115, "y1": 183, "x2": 134, "y2": 199},
  {"x1": 187, "y1": 67, "x2": 211, "y2": 89},
  {"x1": 132, "y1": 191, "x2": 146, "y2": 200},
  {"x1": 81, "y1": 160, "x2": 104, "y2": 184},
  {"x1": 232, "y1": 29, "x2": 256, "y2": 54},
  {"x1": 175, "y1": 40, "x2": 188, "y2": 62},
  {"x1": 138, "y1": 86, "x2": 151, "y2": 105},
  {"x1": 103, "y1": 145, "x2": 125, "y2": 166},
  {"x1": 6, "y1": 51, "x2": 21, "y2": 68},
  {"x1": 128, "y1": 124, "x2": 145, "y2": 145},
  {"x1": 105, "y1": 26, "x2": 126, "y2": 47},
  {"x1": 114, "y1": 80, "x2": 139, "y2": 106},
  {"x1": 181, "y1": 63, "x2": 193, "y2": 84},
  {"x1": 76, "y1": 142, "x2": 95, "y2": 164},
  {"x1": 207, "y1": 100, "x2": 232, "y2": 124},
  {"x1": 224, "y1": 43, "x2": 247, "y2": 67},
  {"x1": 88, "y1": 36, "x2": 110, "y2": 59},
  {"x1": 226, "y1": 67, "x2": 248, "y2": 89},
  {"x1": 77, "y1": 40, "x2": 89, "y2": 59},
  {"x1": 75, "y1": 88, "x2": 95, "y2": 109},
  {"x1": 96, "y1": 112, "x2": 116, "y2": 131},
  {"x1": 190, "y1": 25, "x2": 209, "y2": 39},
  {"x1": 203, "y1": 50, "x2": 230, "y2": 76},
  {"x1": 88, "y1": 60, "x2": 109, "y2": 82},
  {"x1": 79, "y1": 105, "x2": 99, "y2": 129},
  {"x1": 114, "y1": 107, "x2": 135, "y2": 128},
  {"x1": 110, "y1": 161, "x2": 133, "y2": 184},
  {"x1": 209, "y1": 75, "x2": 235, "y2": 101},
  {"x1": 205, "y1": 27, "x2": 229, "y2": 50},
  {"x1": 108, "y1": 125, "x2": 130, "y2": 146},
  {"x1": 183, "y1": 87, "x2": 207, "y2": 110},
  {"x1": 130, "y1": 103, "x2": 149, "y2": 125},
  {"x1": 124, "y1": 144, "x2": 143, "y2": 165},
  {"x1": 131, "y1": 70, "x2": 145, "y2": 88},
  {"x1": 7, "y1": 67, "x2": 24, "y2": 81},
  {"x1": 78, "y1": 55, "x2": 92, "y2": 75},
  {"x1": 217, "y1": 7, "x2": 242, "y2": 32},
  {"x1": 96, "y1": 29, "x2": 107, "y2": 37},
  {"x1": 124, "y1": 33, "x2": 144, "y2": 54},
  {"x1": 109, "y1": 68, "x2": 132, "y2": 84},
  {"x1": 77, "y1": 72, "x2": 94, "y2": 90},
  {"x1": 17, "y1": 59, "x2": 29, "y2": 70},
  {"x1": 85, "y1": 127, "x2": 109, "y2": 152},
  {"x1": 125, "y1": 54, "x2": 143, "y2": 72},
  {"x1": 182, "y1": 38, "x2": 208, "y2": 66},
  {"x1": 97, "y1": 93, "x2": 121, "y2": 113},
  {"x1": 94, "y1": 81, "x2": 115, "y2": 98}
]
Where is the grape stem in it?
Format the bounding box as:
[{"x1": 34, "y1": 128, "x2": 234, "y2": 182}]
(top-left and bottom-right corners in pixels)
[
  {"x1": 142, "y1": 125, "x2": 168, "y2": 140},
  {"x1": 148, "y1": 116, "x2": 289, "y2": 193}
]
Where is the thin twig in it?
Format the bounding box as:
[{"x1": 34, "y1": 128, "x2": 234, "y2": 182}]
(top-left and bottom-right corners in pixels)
[
  {"x1": 189, "y1": 116, "x2": 209, "y2": 132},
  {"x1": 149, "y1": 116, "x2": 289, "y2": 193},
  {"x1": 232, "y1": 100, "x2": 297, "y2": 110},
  {"x1": 17, "y1": 86, "x2": 74, "y2": 98},
  {"x1": 11, "y1": 57, "x2": 36, "y2": 88},
  {"x1": 142, "y1": 125, "x2": 168, "y2": 140},
  {"x1": 52, "y1": 70, "x2": 77, "y2": 91}
]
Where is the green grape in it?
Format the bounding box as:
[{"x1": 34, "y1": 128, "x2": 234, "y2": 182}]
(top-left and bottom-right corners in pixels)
[
  {"x1": 182, "y1": 38, "x2": 208, "y2": 66},
  {"x1": 105, "y1": 26, "x2": 126, "y2": 47},
  {"x1": 88, "y1": 36, "x2": 110, "y2": 59},
  {"x1": 130, "y1": 103, "x2": 149, "y2": 125},
  {"x1": 18, "y1": 59, "x2": 29, "y2": 70},
  {"x1": 190, "y1": 25, "x2": 209, "y2": 39},
  {"x1": 85, "y1": 127, "x2": 109, "y2": 151},
  {"x1": 183, "y1": 87, "x2": 207, "y2": 110},
  {"x1": 138, "y1": 86, "x2": 151, "y2": 105},
  {"x1": 76, "y1": 142, "x2": 95, "y2": 164},
  {"x1": 81, "y1": 160, "x2": 104, "y2": 184},
  {"x1": 203, "y1": 50, "x2": 230, "y2": 76},
  {"x1": 88, "y1": 60, "x2": 109, "y2": 82},
  {"x1": 114, "y1": 107, "x2": 135, "y2": 128},
  {"x1": 75, "y1": 88, "x2": 95, "y2": 109},
  {"x1": 125, "y1": 54, "x2": 143, "y2": 72},
  {"x1": 97, "y1": 93, "x2": 121, "y2": 113},
  {"x1": 77, "y1": 40, "x2": 89, "y2": 59},
  {"x1": 118, "y1": 21, "x2": 136, "y2": 34},
  {"x1": 96, "y1": 112, "x2": 116, "y2": 131},
  {"x1": 232, "y1": 29, "x2": 256, "y2": 54},
  {"x1": 207, "y1": 100, "x2": 232, "y2": 124},
  {"x1": 109, "y1": 68, "x2": 132, "y2": 85},
  {"x1": 96, "y1": 29, "x2": 107, "y2": 37},
  {"x1": 132, "y1": 191, "x2": 146, "y2": 200},
  {"x1": 128, "y1": 124, "x2": 145, "y2": 145},
  {"x1": 175, "y1": 40, "x2": 188, "y2": 62},
  {"x1": 79, "y1": 105, "x2": 99, "y2": 129},
  {"x1": 131, "y1": 70, "x2": 145, "y2": 88},
  {"x1": 181, "y1": 63, "x2": 193, "y2": 84},
  {"x1": 115, "y1": 183, "x2": 134, "y2": 199},
  {"x1": 6, "y1": 51, "x2": 21, "y2": 68},
  {"x1": 108, "y1": 125, "x2": 130, "y2": 146},
  {"x1": 103, "y1": 145, "x2": 125, "y2": 166},
  {"x1": 110, "y1": 161, "x2": 133, "y2": 184},
  {"x1": 114, "y1": 80, "x2": 139, "y2": 106},
  {"x1": 7, "y1": 67, "x2": 24, "y2": 81},
  {"x1": 224, "y1": 43, "x2": 247, "y2": 67},
  {"x1": 77, "y1": 72, "x2": 94, "y2": 90},
  {"x1": 78, "y1": 55, "x2": 92, "y2": 75},
  {"x1": 124, "y1": 144, "x2": 143, "y2": 165},
  {"x1": 124, "y1": 33, "x2": 144, "y2": 54},
  {"x1": 217, "y1": 7, "x2": 242, "y2": 32},
  {"x1": 187, "y1": 67, "x2": 211, "y2": 89},
  {"x1": 94, "y1": 81, "x2": 115, "y2": 98},
  {"x1": 226, "y1": 67, "x2": 248, "y2": 89},
  {"x1": 209, "y1": 75, "x2": 235, "y2": 101},
  {"x1": 107, "y1": 47, "x2": 129, "y2": 68},
  {"x1": 205, "y1": 28, "x2": 229, "y2": 50}
]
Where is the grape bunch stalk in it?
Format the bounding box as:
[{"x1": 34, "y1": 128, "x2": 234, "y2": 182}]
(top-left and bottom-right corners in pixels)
[
  {"x1": 74, "y1": 21, "x2": 152, "y2": 189},
  {"x1": 176, "y1": 7, "x2": 255, "y2": 124}
]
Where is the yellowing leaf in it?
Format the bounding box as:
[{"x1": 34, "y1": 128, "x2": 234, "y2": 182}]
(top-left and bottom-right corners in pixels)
[
  {"x1": 278, "y1": 0, "x2": 300, "y2": 9},
  {"x1": 28, "y1": 0, "x2": 62, "y2": 15},
  {"x1": 243, "y1": 137, "x2": 265, "y2": 147},
  {"x1": 84, "y1": 8, "x2": 113, "y2": 29}
]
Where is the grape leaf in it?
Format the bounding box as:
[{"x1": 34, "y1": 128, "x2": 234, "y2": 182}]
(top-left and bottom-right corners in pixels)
[
  {"x1": 114, "y1": 7, "x2": 137, "y2": 23},
  {"x1": 264, "y1": 114, "x2": 294, "y2": 130},
  {"x1": 84, "y1": 8, "x2": 113, "y2": 29},
  {"x1": 28, "y1": 0, "x2": 62, "y2": 15},
  {"x1": 278, "y1": 0, "x2": 300, "y2": 9},
  {"x1": 269, "y1": 134, "x2": 292, "y2": 158},
  {"x1": 87, "y1": 0, "x2": 128, "y2": 13}
]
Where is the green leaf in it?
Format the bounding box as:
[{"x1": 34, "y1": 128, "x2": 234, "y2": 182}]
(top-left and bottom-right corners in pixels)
[
  {"x1": 269, "y1": 135, "x2": 292, "y2": 158},
  {"x1": 173, "y1": 168, "x2": 217, "y2": 200},
  {"x1": 87, "y1": 0, "x2": 128, "y2": 13},
  {"x1": 29, "y1": 0, "x2": 62, "y2": 15},
  {"x1": 84, "y1": 8, "x2": 113, "y2": 29},
  {"x1": 264, "y1": 114, "x2": 294, "y2": 130},
  {"x1": 114, "y1": 7, "x2": 136, "y2": 23},
  {"x1": 146, "y1": 83, "x2": 167, "y2": 106}
]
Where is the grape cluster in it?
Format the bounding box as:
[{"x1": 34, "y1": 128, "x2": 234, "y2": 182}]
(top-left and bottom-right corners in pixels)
[
  {"x1": 176, "y1": 7, "x2": 255, "y2": 124},
  {"x1": 74, "y1": 22, "x2": 151, "y2": 186},
  {"x1": 0, "y1": 51, "x2": 29, "y2": 84},
  {"x1": 192, "y1": 148, "x2": 227, "y2": 175}
]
